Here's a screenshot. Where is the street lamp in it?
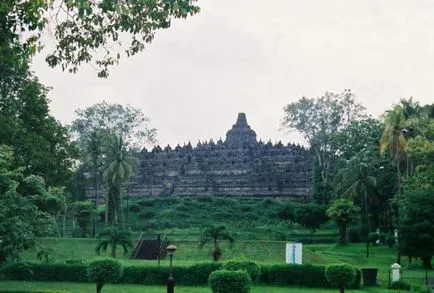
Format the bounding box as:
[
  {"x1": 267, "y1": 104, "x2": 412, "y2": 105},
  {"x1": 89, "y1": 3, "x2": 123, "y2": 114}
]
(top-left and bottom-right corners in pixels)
[{"x1": 167, "y1": 244, "x2": 177, "y2": 293}]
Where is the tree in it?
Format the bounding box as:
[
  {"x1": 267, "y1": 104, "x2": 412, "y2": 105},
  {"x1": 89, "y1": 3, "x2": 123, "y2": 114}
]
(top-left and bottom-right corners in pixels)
[
  {"x1": 399, "y1": 188, "x2": 434, "y2": 269},
  {"x1": 199, "y1": 225, "x2": 235, "y2": 261},
  {"x1": 1, "y1": 0, "x2": 200, "y2": 77},
  {"x1": 102, "y1": 134, "x2": 138, "y2": 225},
  {"x1": 293, "y1": 203, "x2": 328, "y2": 232},
  {"x1": 0, "y1": 145, "x2": 56, "y2": 265},
  {"x1": 95, "y1": 228, "x2": 133, "y2": 258},
  {"x1": 325, "y1": 264, "x2": 356, "y2": 293},
  {"x1": 327, "y1": 199, "x2": 359, "y2": 244},
  {"x1": 0, "y1": 65, "x2": 78, "y2": 186},
  {"x1": 72, "y1": 201, "x2": 96, "y2": 237},
  {"x1": 380, "y1": 105, "x2": 408, "y2": 197},
  {"x1": 88, "y1": 258, "x2": 123, "y2": 293},
  {"x1": 282, "y1": 90, "x2": 365, "y2": 203},
  {"x1": 71, "y1": 101, "x2": 156, "y2": 151}
]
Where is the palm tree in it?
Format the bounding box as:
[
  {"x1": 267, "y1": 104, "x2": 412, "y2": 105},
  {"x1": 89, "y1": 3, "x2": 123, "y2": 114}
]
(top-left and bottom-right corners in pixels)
[
  {"x1": 341, "y1": 161, "x2": 376, "y2": 257},
  {"x1": 95, "y1": 227, "x2": 133, "y2": 258},
  {"x1": 199, "y1": 225, "x2": 235, "y2": 261},
  {"x1": 84, "y1": 130, "x2": 104, "y2": 236},
  {"x1": 380, "y1": 105, "x2": 408, "y2": 197},
  {"x1": 102, "y1": 134, "x2": 138, "y2": 226}
]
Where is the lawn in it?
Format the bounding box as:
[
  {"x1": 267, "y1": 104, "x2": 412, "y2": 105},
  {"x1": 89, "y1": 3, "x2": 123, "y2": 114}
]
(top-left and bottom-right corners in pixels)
[{"x1": 0, "y1": 281, "x2": 410, "y2": 293}]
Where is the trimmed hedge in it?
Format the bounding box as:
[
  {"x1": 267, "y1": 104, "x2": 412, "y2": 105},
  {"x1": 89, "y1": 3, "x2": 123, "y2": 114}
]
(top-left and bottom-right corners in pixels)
[
  {"x1": 208, "y1": 270, "x2": 251, "y2": 293},
  {"x1": 0, "y1": 262, "x2": 88, "y2": 282},
  {"x1": 0, "y1": 261, "x2": 360, "y2": 289},
  {"x1": 223, "y1": 261, "x2": 261, "y2": 282}
]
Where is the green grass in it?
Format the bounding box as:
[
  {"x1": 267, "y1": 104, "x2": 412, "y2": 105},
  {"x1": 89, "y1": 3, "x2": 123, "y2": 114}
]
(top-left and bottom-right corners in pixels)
[
  {"x1": 0, "y1": 281, "x2": 410, "y2": 293},
  {"x1": 22, "y1": 237, "x2": 417, "y2": 287}
]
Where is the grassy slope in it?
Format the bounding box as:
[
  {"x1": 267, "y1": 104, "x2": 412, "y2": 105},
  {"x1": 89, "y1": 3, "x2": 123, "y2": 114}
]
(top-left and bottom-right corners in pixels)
[
  {"x1": 0, "y1": 281, "x2": 408, "y2": 293},
  {"x1": 22, "y1": 238, "x2": 413, "y2": 286}
]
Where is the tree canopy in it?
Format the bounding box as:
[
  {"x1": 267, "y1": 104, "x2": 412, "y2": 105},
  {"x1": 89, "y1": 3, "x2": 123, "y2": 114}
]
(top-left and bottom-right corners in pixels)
[{"x1": 1, "y1": 0, "x2": 200, "y2": 77}]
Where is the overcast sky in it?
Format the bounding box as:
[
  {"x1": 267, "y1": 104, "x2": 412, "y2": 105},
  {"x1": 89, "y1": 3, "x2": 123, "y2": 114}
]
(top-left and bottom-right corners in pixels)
[{"x1": 32, "y1": 0, "x2": 434, "y2": 148}]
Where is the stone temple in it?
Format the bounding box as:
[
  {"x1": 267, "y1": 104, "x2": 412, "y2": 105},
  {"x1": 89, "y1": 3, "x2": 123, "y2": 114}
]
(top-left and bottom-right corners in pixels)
[{"x1": 126, "y1": 113, "x2": 311, "y2": 198}]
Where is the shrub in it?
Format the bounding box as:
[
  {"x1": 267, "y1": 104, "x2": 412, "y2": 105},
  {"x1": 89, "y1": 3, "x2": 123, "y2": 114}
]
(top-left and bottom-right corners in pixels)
[
  {"x1": 208, "y1": 270, "x2": 251, "y2": 293},
  {"x1": 325, "y1": 264, "x2": 356, "y2": 293},
  {"x1": 262, "y1": 264, "x2": 330, "y2": 287},
  {"x1": 386, "y1": 233, "x2": 395, "y2": 248},
  {"x1": 413, "y1": 285, "x2": 431, "y2": 293},
  {"x1": 223, "y1": 260, "x2": 261, "y2": 282},
  {"x1": 65, "y1": 258, "x2": 88, "y2": 264},
  {"x1": 367, "y1": 232, "x2": 380, "y2": 244},
  {"x1": 128, "y1": 204, "x2": 140, "y2": 212},
  {"x1": 388, "y1": 280, "x2": 411, "y2": 291},
  {"x1": 273, "y1": 231, "x2": 287, "y2": 241},
  {"x1": 88, "y1": 258, "x2": 123, "y2": 293},
  {"x1": 348, "y1": 225, "x2": 363, "y2": 243},
  {"x1": 0, "y1": 262, "x2": 88, "y2": 282},
  {"x1": 0, "y1": 262, "x2": 33, "y2": 280},
  {"x1": 138, "y1": 210, "x2": 156, "y2": 219}
]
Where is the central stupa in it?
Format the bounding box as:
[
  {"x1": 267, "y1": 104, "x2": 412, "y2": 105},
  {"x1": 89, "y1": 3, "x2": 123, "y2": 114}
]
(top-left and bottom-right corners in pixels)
[{"x1": 225, "y1": 113, "x2": 257, "y2": 148}]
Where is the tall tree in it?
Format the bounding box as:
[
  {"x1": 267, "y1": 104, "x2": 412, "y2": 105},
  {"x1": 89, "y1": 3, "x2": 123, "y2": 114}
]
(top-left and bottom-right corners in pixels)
[
  {"x1": 71, "y1": 101, "x2": 156, "y2": 151},
  {"x1": 380, "y1": 105, "x2": 408, "y2": 197},
  {"x1": 338, "y1": 160, "x2": 376, "y2": 256},
  {"x1": 102, "y1": 134, "x2": 138, "y2": 225},
  {"x1": 0, "y1": 0, "x2": 200, "y2": 77},
  {"x1": 282, "y1": 90, "x2": 365, "y2": 203},
  {"x1": 0, "y1": 64, "x2": 77, "y2": 186},
  {"x1": 0, "y1": 145, "x2": 56, "y2": 265}
]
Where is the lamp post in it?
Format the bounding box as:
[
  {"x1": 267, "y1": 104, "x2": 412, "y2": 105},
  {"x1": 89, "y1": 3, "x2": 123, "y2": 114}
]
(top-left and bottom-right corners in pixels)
[{"x1": 167, "y1": 244, "x2": 177, "y2": 293}]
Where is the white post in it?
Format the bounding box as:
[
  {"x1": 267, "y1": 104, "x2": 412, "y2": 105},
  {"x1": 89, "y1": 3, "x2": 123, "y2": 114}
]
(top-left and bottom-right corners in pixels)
[{"x1": 391, "y1": 263, "x2": 401, "y2": 283}]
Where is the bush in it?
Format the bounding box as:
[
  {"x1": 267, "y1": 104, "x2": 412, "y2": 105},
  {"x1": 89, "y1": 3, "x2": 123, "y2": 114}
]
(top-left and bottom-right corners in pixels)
[
  {"x1": 259, "y1": 264, "x2": 329, "y2": 287},
  {"x1": 138, "y1": 210, "x2": 156, "y2": 219},
  {"x1": 388, "y1": 280, "x2": 411, "y2": 290},
  {"x1": 367, "y1": 232, "x2": 380, "y2": 244},
  {"x1": 386, "y1": 233, "x2": 395, "y2": 248},
  {"x1": 413, "y1": 285, "x2": 431, "y2": 293},
  {"x1": 128, "y1": 204, "x2": 140, "y2": 212},
  {"x1": 326, "y1": 264, "x2": 356, "y2": 293},
  {"x1": 0, "y1": 262, "x2": 88, "y2": 282},
  {"x1": 223, "y1": 261, "x2": 261, "y2": 282},
  {"x1": 88, "y1": 258, "x2": 123, "y2": 293},
  {"x1": 348, "y1": 225, "x2": 364, "y2": 243},
  {"x1": 208, "y1": 270, "x2": 251, "y2": 293},
  {"x1": 65, "y1": 258, "x2": 88, "y2": 264}
]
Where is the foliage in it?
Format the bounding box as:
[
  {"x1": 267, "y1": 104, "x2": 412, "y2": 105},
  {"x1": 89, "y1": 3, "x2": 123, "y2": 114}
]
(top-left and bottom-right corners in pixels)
[
  {"x1": 0, "y1": 146, "x2": 56, "y2": 265},
  {"x1": 327, "y1": 199, "x2": 359, "y2": 244},
  {"x1": 325, "y1": 264, "x2": 356, "y2": 293},
  {"x1": 70, "y1": 101, "x2": 156, "y2": 150},
  {"x1": 293, "y1": 203, "x2": 328, "y2": 232},
  {"x1": 0, "y1": 0, "x2": 200, "y2": 77},
  {"x1": 0, "y1": 66, "x2": 77, "y2": 186},
  {"x1": 223, "y1": 260, "x2": 261, "y2": 282},
  {"x1": 399, "y1": 187, "x2": 434, "y2": 269},
  {"x1": 282, "y1": 90, "x2": 365, "y2": 203},
  {"x1": 71, "y1": 201, "x2": 96, "y2": 237},
  {"x1": 367, "y1": 232, "x2": 379, "y2": 244},
  {"x1": 96, "y1": 228, "x2": 133, "y2": 258},
  {"x1": 36, "y1": 247, "x2": 55, "y2": 264},
  {"x1": 102, "y1": 134, "x2": 138, "y2": 224},
  {"x1": 87, "y1": 258, "x2": 123, "y2": 293},
  {"x1": 208, "y1": 270, "x2": 251, "y2": 293},
  {"x1": 199, "y1": 225, "x2": 235, "y2": 261},
  {"x1": 388, "y1": 280, "x2": 411, "y2": 290}
]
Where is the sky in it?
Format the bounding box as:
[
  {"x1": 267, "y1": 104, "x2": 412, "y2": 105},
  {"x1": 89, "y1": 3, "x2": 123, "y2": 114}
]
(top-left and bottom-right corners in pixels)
[{"x1": 32, "y1": 0, "x2": 434, "y2": 148}]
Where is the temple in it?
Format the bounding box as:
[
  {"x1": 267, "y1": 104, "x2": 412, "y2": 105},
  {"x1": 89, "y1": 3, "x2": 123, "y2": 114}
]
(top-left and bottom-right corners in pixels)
[{"x1": 126, "y1": 113, "x2": 311, "y2": 198}]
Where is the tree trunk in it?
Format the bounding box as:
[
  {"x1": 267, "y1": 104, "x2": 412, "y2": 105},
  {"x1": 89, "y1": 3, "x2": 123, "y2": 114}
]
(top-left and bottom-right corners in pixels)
[
  {"x1": 339, "y1": 223, "x2": 347, "y2": 244},
  {"x1": 340, "y1": 285, "x2": 345, "y2": 293},
  {"x1": 93, "y1": 168, "x2": 98, "y2": 238},
  {"x1": 111, "y1": 245, "x2": 116, "y2": 258},
  {"x1": 422, "y1": 256, "x2": 432, "y2": 269},
  {"x1": 96, "y1": 283, "x2": 103, "y2": 293},
  {"x1": 396, "y1": 152, "x2": 401, "y2": 196},
  {"x1": 62, "y1": 204, "x2": 67, "y2": 238}
]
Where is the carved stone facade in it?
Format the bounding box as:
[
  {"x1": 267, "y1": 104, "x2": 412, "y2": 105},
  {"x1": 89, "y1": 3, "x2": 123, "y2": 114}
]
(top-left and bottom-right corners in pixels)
[{"x1": 126, "y1": 113, "x2": 311, "y2": 198}]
